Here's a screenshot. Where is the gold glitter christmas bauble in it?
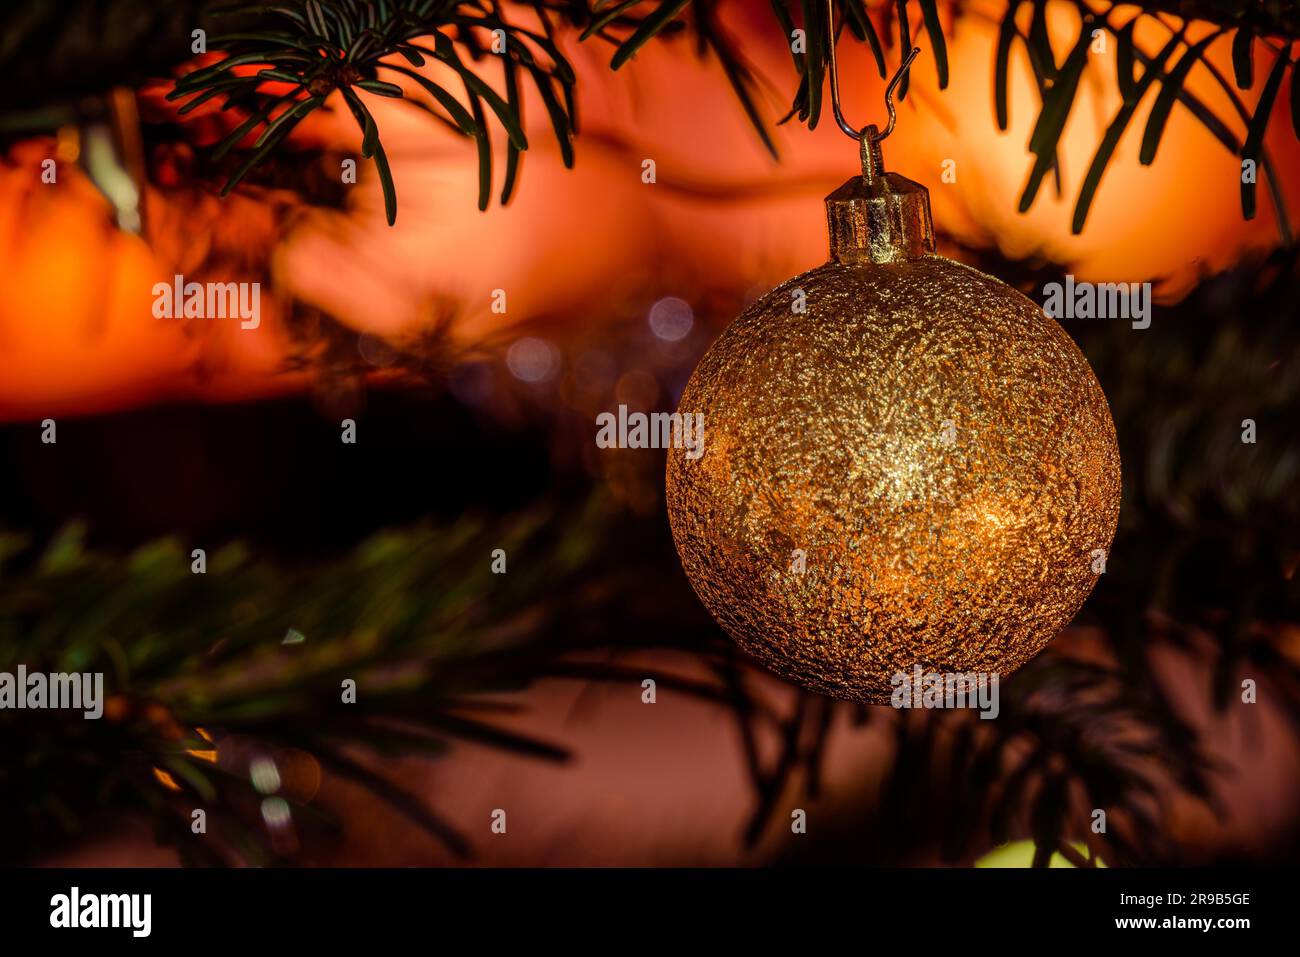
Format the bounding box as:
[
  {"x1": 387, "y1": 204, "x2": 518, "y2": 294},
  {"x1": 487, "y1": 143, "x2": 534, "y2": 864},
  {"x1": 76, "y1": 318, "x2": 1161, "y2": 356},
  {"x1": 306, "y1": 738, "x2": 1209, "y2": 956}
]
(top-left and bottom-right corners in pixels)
[{"x1": 666, "y1": 134, "x2": 1120, "y2": 703}]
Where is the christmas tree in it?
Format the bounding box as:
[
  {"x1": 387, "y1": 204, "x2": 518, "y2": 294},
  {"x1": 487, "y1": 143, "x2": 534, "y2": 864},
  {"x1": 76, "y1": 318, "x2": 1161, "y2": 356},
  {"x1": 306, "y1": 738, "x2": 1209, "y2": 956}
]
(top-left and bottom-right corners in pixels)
[{"x1": 1, "y1": 0, "x2": 1298, "y2": 869}]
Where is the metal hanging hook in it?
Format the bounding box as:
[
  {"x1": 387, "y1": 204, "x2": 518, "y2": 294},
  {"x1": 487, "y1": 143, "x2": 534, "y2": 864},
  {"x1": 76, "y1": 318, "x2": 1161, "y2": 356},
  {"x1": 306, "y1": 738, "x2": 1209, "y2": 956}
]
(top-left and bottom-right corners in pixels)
[{"x1": 826, "y1": 1, "x2": 920, "y2": 143}]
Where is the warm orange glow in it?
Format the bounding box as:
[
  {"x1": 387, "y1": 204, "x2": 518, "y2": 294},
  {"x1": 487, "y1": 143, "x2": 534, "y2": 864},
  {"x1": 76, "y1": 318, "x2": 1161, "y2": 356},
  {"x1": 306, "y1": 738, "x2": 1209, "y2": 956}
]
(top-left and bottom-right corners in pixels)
[
  {"x1": 2, "y1": 0, "x2": 1295, "y2": 422},
  {"x1": 897, "y1": 1, "x2": 1300, "y2": 294},
  {"x1": 152, "y1": 768, "x2": 182, "y2": 791},
  {"x1": 0, "y1": 139, "x2": 305, "y2": 420},
  {"x1": 186, "y1": 726, "x2": 219, "y2": 763}
]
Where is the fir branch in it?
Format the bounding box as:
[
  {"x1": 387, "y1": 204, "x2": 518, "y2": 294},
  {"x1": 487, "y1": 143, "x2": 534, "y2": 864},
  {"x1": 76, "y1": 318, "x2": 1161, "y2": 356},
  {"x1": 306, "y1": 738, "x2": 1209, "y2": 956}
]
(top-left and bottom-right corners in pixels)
[
  {"x1": 166, "y1": 0, "x2": 576, "y2": 220},
  {"x1": 0, "y1": 497, "x2": 723, "y2": 864},
  {"x1": 6, "y1": 3, "x2": 1298, "y2": 238}
]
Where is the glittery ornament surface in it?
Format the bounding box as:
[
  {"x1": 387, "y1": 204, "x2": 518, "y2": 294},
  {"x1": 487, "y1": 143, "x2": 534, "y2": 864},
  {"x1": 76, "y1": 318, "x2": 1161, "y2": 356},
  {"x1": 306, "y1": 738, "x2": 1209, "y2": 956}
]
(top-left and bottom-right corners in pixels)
[{"x1": 666, "y1": 255, "x2": 1121, "y2": 703}]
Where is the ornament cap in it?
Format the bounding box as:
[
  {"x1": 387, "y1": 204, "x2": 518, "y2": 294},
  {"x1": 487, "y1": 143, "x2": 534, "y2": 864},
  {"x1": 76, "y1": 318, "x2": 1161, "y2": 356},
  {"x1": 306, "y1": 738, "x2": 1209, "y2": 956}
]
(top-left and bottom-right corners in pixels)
[{"x1": 825, "y1": 126, "x2": 936, "y2": 265}]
